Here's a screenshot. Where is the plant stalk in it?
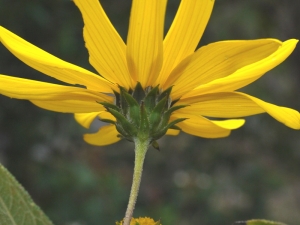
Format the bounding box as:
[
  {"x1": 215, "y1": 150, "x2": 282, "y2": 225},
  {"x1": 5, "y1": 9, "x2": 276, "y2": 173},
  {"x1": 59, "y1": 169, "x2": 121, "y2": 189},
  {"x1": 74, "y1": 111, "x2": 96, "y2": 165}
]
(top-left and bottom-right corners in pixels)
[{"x1": 123, "y1": 137, "x2": 149, "y2": 225}]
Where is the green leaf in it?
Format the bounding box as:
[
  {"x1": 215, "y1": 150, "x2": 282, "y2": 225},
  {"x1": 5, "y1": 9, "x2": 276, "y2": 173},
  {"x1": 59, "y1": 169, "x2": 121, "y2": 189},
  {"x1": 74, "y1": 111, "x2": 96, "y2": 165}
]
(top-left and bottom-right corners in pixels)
[
  {"x1": 0, "y1": 164, "x2": 54, "y2": 225},
  {"x1": 233, "y1": 219, "x2": 287, "y2": 225}
]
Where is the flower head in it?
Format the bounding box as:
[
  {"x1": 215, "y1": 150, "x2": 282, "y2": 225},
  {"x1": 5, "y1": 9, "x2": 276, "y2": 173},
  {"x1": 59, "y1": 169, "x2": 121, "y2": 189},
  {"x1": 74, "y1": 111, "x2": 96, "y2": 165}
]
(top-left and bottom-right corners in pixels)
[
  {"x1": 116, "y1": 217, "x2": 161, "y2": 225},
  {"x1": 0, "y1": 0, "x2": 299, "y2": 146}
]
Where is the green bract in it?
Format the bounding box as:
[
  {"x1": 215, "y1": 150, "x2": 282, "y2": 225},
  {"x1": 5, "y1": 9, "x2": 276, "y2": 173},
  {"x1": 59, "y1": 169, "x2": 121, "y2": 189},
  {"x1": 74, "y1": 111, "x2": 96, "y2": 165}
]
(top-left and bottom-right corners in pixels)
[{"x1": 100, "y1": 83, "x2": 187, "y2": 147}]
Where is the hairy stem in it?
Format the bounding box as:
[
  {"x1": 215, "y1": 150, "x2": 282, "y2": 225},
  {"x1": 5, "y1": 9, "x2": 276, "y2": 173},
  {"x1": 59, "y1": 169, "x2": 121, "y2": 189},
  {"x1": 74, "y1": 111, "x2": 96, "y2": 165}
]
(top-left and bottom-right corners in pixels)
[{"x1": 123, "y1": 138, "x2": 149, "y2": 225}]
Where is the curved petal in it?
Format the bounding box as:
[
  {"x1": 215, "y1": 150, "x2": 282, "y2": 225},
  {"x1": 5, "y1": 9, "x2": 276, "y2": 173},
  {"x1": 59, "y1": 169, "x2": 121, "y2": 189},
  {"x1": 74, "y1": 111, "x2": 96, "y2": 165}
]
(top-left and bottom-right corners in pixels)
[
  {"x1": 31, "y1": 99, "x2": 104, "y2": 113},
  {"x1": 73, "y1": 0, "x2": 132, "y2": 89},
  {"x1": 172, "y1": 114, "x2": 245, "y2": 138},
  {"x1": 177, "y1": 92, "x2": 300, "y2": 129},
  {"x1": 84, "y1": 124, "x2": 121, "y2": 146},
  {"x1": 0, "y1": 26, "x2": 113, "y2": 93},
  {"x1": 166, "y1": 129, "x2": 180, "y2": 136},
  {"x1": 167, "y1": 39, "x2": 284, "y2": 99},
  {"x1": 126, "y1": 0, "x2": 166, "y2": 87},
  {"x1": 74, "y1": 111, "x2": 116, "y2": 129},
  {"x1": 177, "y1": 92, "x2": 263, "y2": 117},
  {"x1": 0, "y1": 74, "x2": 112, "y2": 102},
  {"x1": 98, "y1": 111, "x2": 116, "y2": 121},
  {"x1": 74, "y1": 112, "x2": 102, "y2": 129},
  {"x1": 182, "y1": 39, "x2": 298, "y2": 99},
  {"x1": 156, "y1": 0, "x2": 214, "y2": 86}
]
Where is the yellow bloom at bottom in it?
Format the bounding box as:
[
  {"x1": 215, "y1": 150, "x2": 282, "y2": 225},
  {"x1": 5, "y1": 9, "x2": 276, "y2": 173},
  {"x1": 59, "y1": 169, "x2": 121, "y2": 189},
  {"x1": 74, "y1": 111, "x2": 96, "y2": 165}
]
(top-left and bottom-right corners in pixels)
[{"x1": 116, "y1": 217, "x2": 161, "y2": 225}]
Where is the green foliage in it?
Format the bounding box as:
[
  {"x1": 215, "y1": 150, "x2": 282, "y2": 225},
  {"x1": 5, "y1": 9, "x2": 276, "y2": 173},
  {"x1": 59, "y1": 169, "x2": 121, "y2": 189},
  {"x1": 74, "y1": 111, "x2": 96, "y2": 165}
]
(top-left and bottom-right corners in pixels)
[
  {"x1": 234, "y1": 219, "x2": 286, "y2": 225},
  {"x1": 0, "y1": 164, "x2": 53, "y2": 225}
]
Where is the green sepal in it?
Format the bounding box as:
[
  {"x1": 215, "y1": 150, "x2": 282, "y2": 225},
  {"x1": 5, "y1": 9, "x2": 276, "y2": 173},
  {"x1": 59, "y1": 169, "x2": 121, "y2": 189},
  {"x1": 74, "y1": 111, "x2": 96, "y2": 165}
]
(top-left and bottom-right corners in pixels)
[
  {"x1": 170, "y1": 98, "x2": 180, "y2": 107},
  {"x1": 158, "y1": 85, "x2": 173, "y2": 102},
  {"x1": 107, "y1": 108, "x2": 138, "y2": 137},
  {"x1": 157, "y1": 105, "x2": 188, "y2": 130},
  {"x1": 152, "y1": 118, "x2": 186, "y2": 140},
  {"x1": 149, "y1": 96, "x2": 168, "y2": 130},
  {"x1": 165, "y1": 104, "x2": 188, "y2": 115},
  {"x1": 144, "y1": 85, "x2": 159, "y2": 113},
  {"x1": 168, "y1": 124, "x2": 181, "y2": 130},
  {"x1": 158, "y1": 85, "x2": 173, "y2": 110},
  {"x1": 117, "y1": 132, "x2": 133, "y2": 142},
  {"x1": 98, "y1": 101, "x2": 120, "y2": 112},
  {"x1": 152, "y1": 140, "x2": 160, "y2": 151},
  {"x1": 115, "y1": 123, "x2": 132, "y2": 141},
  {"x1": 132, "y1": 82, "x2": 146, "y2": 104},
  {"x1": 118, "y1": 86, "x2": 130, "y2": 115},
  {"x1": 113, "y1": 90, "x2": 121, "y2": 108},
  {"x1": 167, "y1": 118, "x2": 187, "y2": 128},
  {"x1": 99, "y1": 118, "x2": 115, "y2": 125},
  {"x1": 121, "y1": 90, "x2": 141, "y2": 127},
  {"x1": 139, "y1": 101, "x2": 150, "y2": 135}
]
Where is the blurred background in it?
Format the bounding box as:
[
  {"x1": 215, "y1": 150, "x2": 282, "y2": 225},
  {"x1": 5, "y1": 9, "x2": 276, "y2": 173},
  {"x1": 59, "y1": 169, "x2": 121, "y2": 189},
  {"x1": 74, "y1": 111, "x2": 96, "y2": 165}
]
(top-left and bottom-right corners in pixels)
[{"x1": 0, "y1": 0, "x2": 300, "y2": 224}]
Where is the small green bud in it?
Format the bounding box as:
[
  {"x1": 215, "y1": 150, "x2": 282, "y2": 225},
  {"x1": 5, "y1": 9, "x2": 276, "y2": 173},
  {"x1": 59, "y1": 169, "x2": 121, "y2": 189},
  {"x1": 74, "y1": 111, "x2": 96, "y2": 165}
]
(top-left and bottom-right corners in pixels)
[{"x1": 151, "y1": 141, "x2": 160, "y2": 151}]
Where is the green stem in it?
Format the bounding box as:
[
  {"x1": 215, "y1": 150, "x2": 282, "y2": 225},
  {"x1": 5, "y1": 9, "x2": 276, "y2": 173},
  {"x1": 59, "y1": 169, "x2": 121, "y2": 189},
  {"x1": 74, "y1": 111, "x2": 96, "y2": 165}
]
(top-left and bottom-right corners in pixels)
[{"x1": 123, "y1": 137, "x2": 150, "y2": 225}]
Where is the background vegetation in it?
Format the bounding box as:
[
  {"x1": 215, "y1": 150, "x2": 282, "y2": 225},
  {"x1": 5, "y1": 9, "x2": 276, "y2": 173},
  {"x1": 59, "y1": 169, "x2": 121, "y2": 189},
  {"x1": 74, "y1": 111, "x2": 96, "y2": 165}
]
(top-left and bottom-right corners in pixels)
[{"x1": 0, "y1": 0, "x2": 300, "y2": 224}]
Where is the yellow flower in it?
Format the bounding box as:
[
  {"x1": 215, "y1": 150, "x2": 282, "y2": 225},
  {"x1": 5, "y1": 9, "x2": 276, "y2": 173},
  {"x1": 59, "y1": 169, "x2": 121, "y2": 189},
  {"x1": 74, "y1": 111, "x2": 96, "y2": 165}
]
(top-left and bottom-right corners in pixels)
[
  {"x1": 116, "y1": 217, "x2": 161, "y2": 225},
  {"x1": 0, "y1": 0, "x2": 299, "y2": 146}
]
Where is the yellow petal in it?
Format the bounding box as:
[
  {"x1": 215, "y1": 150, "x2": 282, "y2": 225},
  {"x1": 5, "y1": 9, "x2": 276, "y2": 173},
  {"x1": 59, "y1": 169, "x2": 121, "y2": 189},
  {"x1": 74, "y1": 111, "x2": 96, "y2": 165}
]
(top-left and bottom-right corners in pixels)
[
  {"x1": 73, "y1": 0, "x2": 132, "y2": 89},
  {"x1": 84, "y1": 124, "x2": 121, "y2": 146},
  {"x1": 0, "y1": 74, "x2": 112, "y2": 103},
  {"x1": 177, "y1": 92, "x2": 263, "y2": 117},
  {"x1": 0, "y1": 26, "x2": 113, "y2": 93},
  {"x1": 179, "y1": 92, "x2": 300, "y2": 129},
  {"x1": 166, "y1": 129, "x2": 180, "y2": 136},
  {"x1": 126, "y1": 0, "x2": 166, "y2": 87},
  {"x1": 156, "y1": 0, "x2": 214, "y2": 86},
  {"x1": 212, "y1": 119, "x2": 246, "y2": 130},
  {"x1": 182, "y1": 39, "x2": 298, "y2": 98},
  {"x1": 75, "y1": 111, "x2": 115, "y2": 129},
  {"x1": 172, "y1": 114, "x2": 245, "y2": 138},
  {"x1": 74, "y1": 112, "x2": 102, "y2": 129},
  {"x1": 31, "y1": 99, "x2": 104, "y2": 113},
  {"x1": 168, "y1": 39, "x2": 285, "y2": 99},
  {"x1": 98, "y1": 111, "x2": 116, "y2": 121}
]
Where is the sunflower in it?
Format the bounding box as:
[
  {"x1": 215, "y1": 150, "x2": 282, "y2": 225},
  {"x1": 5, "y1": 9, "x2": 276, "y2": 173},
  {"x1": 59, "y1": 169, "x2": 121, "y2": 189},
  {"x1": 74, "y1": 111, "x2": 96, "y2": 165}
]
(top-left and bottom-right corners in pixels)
[
  {"x1": 116, "y1": 217, "x2": 161, "y2": 225},
  {"x1": 1, "y1": 0, "x2": 299, "y2": 224}
]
